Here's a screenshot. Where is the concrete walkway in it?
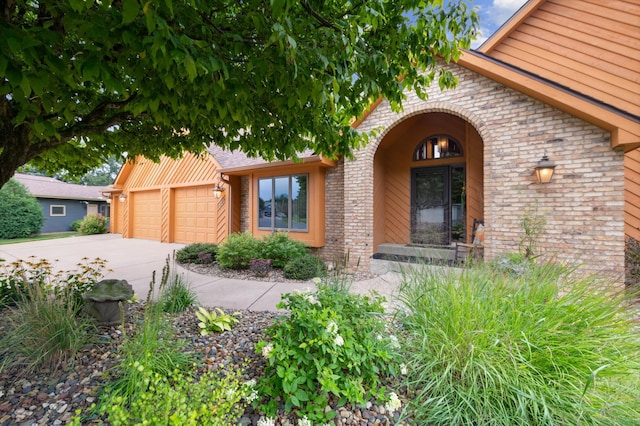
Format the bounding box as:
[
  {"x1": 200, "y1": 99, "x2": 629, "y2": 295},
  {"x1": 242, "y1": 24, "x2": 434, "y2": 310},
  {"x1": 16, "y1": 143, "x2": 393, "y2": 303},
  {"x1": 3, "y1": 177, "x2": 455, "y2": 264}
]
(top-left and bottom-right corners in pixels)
[{"x1": 0, "y1": 234, "x2": 405, "y2": 311}]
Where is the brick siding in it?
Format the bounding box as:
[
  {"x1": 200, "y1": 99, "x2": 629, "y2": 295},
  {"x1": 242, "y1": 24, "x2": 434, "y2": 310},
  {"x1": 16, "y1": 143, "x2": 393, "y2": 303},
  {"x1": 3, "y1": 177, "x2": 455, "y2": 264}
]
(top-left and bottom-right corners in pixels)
[{"x1": 342, "y1": 62, "x2": 624, "y2": 278}]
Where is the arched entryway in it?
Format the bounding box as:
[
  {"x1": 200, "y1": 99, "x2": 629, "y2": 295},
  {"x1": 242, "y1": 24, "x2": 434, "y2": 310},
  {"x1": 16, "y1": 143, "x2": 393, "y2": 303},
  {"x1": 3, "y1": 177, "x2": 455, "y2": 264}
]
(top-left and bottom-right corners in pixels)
[{"x1": 372, "y1": 112, "x2": 484, "y2": 251}]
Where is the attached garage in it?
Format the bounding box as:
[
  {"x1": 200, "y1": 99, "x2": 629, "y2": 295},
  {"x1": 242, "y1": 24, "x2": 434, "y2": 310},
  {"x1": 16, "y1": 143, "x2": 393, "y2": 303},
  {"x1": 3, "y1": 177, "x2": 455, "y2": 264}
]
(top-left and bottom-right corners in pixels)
[
  {"x1": 110, "y1": 152, "x2": 232, "y2": 245},
  {"x1": 174, "y1": 186, "x2": 218, "y2": 243},
  {"x1": 131, "y1": 190, "x2": 161, "y2": 240}
]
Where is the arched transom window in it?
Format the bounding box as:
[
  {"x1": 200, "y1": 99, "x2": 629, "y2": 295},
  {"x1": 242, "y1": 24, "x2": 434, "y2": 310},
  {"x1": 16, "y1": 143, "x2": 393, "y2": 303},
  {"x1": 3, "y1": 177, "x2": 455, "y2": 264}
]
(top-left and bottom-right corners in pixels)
[{"x1": 414, "y1": 135, "x2": 463, "y2": 161}]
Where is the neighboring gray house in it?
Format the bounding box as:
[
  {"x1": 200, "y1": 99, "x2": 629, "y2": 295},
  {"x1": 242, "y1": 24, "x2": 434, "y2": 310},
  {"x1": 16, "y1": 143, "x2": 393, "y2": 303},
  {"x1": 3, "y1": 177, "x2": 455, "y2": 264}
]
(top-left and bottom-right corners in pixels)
[{"x1": 13, "y1": 173, "x2": 110, "y2": 233}]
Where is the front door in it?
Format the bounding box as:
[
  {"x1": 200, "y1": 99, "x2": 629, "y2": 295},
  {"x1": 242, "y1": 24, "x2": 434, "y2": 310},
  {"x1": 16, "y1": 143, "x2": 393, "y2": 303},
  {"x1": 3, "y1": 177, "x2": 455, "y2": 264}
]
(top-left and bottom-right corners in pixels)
[{"x1": 411, "y1": 166, "x2": 465, "y2": 245}]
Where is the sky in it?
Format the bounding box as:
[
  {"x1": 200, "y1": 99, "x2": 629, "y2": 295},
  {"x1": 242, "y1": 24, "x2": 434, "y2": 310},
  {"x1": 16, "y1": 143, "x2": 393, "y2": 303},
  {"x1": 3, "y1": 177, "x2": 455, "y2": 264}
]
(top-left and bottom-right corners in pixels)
[{"x1": 469, "y1": 0, "x2": 529, "y2": 48}]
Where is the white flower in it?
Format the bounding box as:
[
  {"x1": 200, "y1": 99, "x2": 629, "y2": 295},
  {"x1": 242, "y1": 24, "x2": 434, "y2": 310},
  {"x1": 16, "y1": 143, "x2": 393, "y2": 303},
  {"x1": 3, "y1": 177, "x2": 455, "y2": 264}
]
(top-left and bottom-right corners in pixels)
[
  {"x1": 312, "y1": 277, "x2": 322, "y2": 285},
  {"x1": 244, "y1": 379, "x2": 257, "y2": 388},
  {"x1": 225, "y1": 388, "x2": 236, "y2": 399},
  {"x1": 257, "y1": 417, "x2": 276, "y2": 426},
  {"x1": 261, "y1": 343, "x2": 273, "y2": 359},
  {"x1": 298, "y1": 417, "x2": 312, "y2": 426},
  {"x1": 400, "y1": 363, "x2": 408, "y2": 375},
  {"x1": 389, "y1": 334, "x2": 400, "y2": 349},
  {"x1": 307, "y1": 294, "x2": 320, "y2": 305},
  {"x1": 334, "y1": 334, "x2": 344, "y2": 346},
  {"x1": 376, "y1": 334, "x2": 383, "y2": 341},
  {"x1": 326, "y1": 320, "x2": 338, "y2": 334},
  {"x1": 385, "y1": 392, "x2": 402, "y2": 412},
  {"x1": 246, "y1": 388, "x2": 259, "y2": 403}
]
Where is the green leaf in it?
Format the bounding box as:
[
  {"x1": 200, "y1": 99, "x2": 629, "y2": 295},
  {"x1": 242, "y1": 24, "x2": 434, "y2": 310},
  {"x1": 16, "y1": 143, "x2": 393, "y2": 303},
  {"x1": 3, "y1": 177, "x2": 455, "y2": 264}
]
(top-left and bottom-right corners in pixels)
[
  {"x1": 68, "y1": 0, "x2": 85, "y2": 13},
  {"x1": 294, "y1": 389, "x2": 308, "y2": 402},
  {"x1": 184, "y1": 55, "x2": 197, "y2": 81},
  {"x1": 0, "y1": 55, "x2": 8, "y2": 75},
  {"x1": 122, "y1": 0, "x2": 141, "y2": 24}
]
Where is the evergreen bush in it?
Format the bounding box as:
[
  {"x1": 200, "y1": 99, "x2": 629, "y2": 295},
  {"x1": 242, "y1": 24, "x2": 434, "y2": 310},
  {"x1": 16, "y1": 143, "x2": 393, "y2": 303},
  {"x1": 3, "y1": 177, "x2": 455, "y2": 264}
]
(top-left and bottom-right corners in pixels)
[
  {"x1": 283, "y1": 254, "x2": 327, "y2": 280},
  {"x1": 175, "y1": 243, "x2": 218, "y2": 264},
  {"x1": 0, "y1": 179, "x2": 43, "y2": 239},
  {"x1": 217, "y1": 232, "x2": 261, "y2": 269},
  {"x1": 260, "y1": 232, "x2": 308, "y2": 268}
]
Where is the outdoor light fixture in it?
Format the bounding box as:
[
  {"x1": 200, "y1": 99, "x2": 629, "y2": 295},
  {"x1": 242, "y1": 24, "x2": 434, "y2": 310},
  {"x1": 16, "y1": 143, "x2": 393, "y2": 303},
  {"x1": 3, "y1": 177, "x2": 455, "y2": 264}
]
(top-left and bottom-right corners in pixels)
[
  {"x1": 119, "y1": 193, "x2": 127, "y2": 202},
  {"x1": 437, "y1": 136, "x2": 448, "y2": 152},
  {"x1": 534, "y1": 155, "x2": 556, "y2": 184},
  {"x1": 212, "y1": 183, "x2": 225, "y2": 199},
  {"x1": 106, "y1": 198, "x2": 112, "y2": 204}
]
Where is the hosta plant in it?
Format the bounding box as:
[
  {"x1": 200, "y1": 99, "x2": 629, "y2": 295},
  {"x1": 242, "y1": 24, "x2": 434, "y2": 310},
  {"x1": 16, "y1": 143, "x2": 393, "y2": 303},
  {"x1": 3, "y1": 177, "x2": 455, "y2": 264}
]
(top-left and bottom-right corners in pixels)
[{"x1": 196, "y1": 307, "x2": 241, "y2": 335}]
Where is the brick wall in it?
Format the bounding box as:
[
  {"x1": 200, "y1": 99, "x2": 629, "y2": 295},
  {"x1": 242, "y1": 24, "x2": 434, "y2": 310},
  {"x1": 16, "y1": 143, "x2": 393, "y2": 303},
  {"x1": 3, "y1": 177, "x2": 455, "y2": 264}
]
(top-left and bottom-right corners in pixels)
[
  {"x1": 345, "y1": 62, "x2": 625, "y2": 278},
  {"x1": 239, "y1": 176, "x2": 249, "y2": 233},
  {"x1": 316, "y1": 159, "x2": 345, "y2": 265}
]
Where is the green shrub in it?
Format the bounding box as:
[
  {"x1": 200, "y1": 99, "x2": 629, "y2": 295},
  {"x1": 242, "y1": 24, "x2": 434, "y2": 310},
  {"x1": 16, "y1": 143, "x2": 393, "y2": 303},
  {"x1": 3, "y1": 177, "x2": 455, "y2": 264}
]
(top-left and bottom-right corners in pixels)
[
  {"x1": 398, "y1": 263, "x2": 640, "y2": 425},
  {"x1": 175, "y1": 243, "x2": 218, "y2": 264},
  {"x1": 0, "y1": 277, "x2": 95, "y2": 373},
  {"x1": 0, "y1": 178, "x2": 43, "y2": 239},
  {"x1": 95, "y1": 367, "x2": 255, "y2": 426},
  {"x1": 283, "y1": 254, "x2": 327, "y2": 280},
  {"x1": 255, "y1": 286, "x2": 400, "y2": 422},
  {"x1": 217, "y1": 232, "x2": 261, "y2": 269},
  {"x1": 77, "y1": 214, "x2": 108, "y2": 235},
  {"x1": 260, "y1": 232, "x2": 308, "y2": 268},
  {"x1": 70, "y1": 219, "x2": 82, "y2": 231}
]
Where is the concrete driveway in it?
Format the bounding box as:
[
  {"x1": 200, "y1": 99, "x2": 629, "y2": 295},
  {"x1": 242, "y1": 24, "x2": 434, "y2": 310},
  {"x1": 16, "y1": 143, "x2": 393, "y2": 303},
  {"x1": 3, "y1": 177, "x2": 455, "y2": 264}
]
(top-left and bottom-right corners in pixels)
[{"x1": 0, "y1": 234, "x2": 404, "y2": 311}]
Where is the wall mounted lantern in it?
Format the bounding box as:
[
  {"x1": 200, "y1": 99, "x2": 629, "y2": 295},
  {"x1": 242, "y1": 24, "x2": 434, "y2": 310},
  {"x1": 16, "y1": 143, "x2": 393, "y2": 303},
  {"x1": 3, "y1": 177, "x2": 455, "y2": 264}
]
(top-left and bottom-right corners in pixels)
[
  {"x1": 212, "y1": 173, "x2": 229, "y2": 199},
  {"x1": 212, "y1": 183, "x2": 225, "y2": 199},
  {"x1": 534, "y1": 155, "x2": 556, "y2": 184},
  {"x1": 119, "y1": 193, "x2": 128, "y2": 202}
]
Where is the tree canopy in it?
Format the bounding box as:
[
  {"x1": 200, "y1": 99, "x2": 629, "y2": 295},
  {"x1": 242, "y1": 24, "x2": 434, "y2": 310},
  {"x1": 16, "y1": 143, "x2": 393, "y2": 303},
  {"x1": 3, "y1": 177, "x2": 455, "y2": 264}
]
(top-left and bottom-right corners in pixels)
[{"x1": 0, "y1": 0, "x2": 478, "y2": 188}]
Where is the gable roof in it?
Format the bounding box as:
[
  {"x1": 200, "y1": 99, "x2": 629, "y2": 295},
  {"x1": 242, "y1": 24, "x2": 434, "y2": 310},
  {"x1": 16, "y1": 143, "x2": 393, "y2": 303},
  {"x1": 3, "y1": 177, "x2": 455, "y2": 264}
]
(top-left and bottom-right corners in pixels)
[
  {"x1": 13, "y1": 173, "x2": 109, "y2": 201},
  {"x1": 477, "y1": 0, "x2": 640, "y2": 119},
  {"x1": 353, "y1": 0, "x2": 640, "y2": 150}
]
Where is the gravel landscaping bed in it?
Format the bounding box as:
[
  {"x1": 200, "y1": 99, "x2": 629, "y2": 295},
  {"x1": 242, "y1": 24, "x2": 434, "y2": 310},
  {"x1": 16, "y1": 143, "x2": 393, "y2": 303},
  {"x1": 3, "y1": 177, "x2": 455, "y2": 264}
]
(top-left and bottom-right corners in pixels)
[{"x1": 0, "y1": 302, "x2": 413, "y2": 426}]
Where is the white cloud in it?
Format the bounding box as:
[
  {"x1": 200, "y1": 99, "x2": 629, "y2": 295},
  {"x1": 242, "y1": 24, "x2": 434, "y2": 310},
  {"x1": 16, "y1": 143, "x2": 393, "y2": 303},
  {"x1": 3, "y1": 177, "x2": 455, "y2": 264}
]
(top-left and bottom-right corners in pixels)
[{"x1": 487, "y1": 0, "x2": 528, "y2": 27}]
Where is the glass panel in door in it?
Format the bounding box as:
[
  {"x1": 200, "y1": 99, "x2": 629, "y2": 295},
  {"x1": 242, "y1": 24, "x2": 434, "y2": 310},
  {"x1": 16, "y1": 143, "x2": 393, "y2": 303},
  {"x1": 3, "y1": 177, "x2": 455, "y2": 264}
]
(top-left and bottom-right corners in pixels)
[{"x1": 411, "y1": 167, "x2": 448, "y2": 245}]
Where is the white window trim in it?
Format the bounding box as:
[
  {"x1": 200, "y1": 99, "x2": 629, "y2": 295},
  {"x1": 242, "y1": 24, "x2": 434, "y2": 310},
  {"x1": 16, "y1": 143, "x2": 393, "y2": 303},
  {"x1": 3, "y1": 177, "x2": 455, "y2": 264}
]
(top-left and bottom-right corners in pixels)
[{"x1": 50, "y1": 205, "x2": 66, "y2": 217}]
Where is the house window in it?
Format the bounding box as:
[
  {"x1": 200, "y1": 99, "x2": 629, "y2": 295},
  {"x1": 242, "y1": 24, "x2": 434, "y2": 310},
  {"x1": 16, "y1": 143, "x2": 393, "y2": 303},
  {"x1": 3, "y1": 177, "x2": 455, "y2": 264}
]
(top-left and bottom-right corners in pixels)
[
  {"x1": 414, "y1": 135, "x2": 463, "y2": 161},
  {"x1": 50, "y1": 205, "x2": 66, "y2": 216},
  {"x1": 258, "y1": 175, "x2": 308, "y2": 231}
]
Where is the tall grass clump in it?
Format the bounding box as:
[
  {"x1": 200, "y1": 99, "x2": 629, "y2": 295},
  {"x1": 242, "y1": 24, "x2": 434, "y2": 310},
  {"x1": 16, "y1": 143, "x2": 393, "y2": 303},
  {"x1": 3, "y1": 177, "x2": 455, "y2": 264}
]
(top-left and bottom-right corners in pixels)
[
  {"x1": 156, "y1": 256, "x2": 197, "y2": 313},
  {"x1": 102, "y1": 267, "x2": 195, "y2": 407},
  {"x1": 1, "y1": 280, "x2": 94, "y2": 373},
  {"x1": 398, "y1": 262, "x2": 640, "y2": 425}
]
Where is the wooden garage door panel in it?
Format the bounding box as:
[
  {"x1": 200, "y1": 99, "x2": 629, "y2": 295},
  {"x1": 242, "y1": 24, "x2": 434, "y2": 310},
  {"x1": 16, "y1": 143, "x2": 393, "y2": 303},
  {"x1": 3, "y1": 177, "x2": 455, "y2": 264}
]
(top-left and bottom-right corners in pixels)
[
  {"x1": 174, "y1": 186, "x2": 217, "y2": 243},
  {"x1": 132, "y1": 190, "x2": 161, "y2": 240}
]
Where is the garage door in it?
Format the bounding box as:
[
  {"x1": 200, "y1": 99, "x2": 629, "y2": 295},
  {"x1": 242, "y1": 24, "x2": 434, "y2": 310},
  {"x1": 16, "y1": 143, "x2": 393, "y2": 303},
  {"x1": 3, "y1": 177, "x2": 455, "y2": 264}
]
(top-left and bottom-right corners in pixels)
[
  {"x1": 174, "y1": 186, "x2": 218, "y2": 243},
  {"x1": 132, "y1": 190, "x2": 161, "y2": 240}
]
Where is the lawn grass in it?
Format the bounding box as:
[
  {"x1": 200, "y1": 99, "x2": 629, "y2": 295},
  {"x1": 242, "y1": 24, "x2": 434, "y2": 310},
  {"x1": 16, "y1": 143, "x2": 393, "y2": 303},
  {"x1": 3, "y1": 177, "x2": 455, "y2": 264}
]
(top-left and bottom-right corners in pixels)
[{"x1": 0, "y1": 232, "x2": 78, "y2": 245}]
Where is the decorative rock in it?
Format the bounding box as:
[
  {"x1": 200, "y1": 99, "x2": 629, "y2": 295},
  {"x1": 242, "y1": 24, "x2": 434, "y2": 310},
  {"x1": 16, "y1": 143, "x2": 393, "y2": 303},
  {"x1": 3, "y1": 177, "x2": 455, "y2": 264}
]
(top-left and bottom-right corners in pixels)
[{"x1": 82, "y1": 279, "x2": 133, "y2": 324}]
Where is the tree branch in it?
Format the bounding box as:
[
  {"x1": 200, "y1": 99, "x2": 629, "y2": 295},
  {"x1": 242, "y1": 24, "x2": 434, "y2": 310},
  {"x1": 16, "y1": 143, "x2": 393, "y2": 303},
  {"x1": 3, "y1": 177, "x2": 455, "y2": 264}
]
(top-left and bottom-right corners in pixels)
[{"x1": 301, "y1": 1, "x2": 340, "y2": 31}]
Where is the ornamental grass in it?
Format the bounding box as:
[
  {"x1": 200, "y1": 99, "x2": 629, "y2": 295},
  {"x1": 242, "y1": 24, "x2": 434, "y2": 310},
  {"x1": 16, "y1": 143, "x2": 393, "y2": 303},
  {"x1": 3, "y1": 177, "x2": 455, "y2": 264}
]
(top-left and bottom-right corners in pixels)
[{"x1": 398, "y1": 261, "x2": 640, "y2": 425}]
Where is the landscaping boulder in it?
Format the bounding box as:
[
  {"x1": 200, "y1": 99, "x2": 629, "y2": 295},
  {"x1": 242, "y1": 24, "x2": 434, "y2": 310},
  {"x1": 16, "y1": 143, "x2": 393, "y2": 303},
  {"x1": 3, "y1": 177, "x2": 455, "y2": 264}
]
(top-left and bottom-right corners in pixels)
[{"x1": 82, "y1": 279, "x2": 134, "y2": 325}]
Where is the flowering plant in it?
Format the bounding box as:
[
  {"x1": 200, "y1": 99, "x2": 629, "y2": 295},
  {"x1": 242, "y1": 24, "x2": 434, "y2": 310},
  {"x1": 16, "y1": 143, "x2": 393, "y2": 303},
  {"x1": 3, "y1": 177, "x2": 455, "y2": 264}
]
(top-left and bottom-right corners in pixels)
[{"x1": 255, "y1": 286, "x2": 400, "y2": 422}]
